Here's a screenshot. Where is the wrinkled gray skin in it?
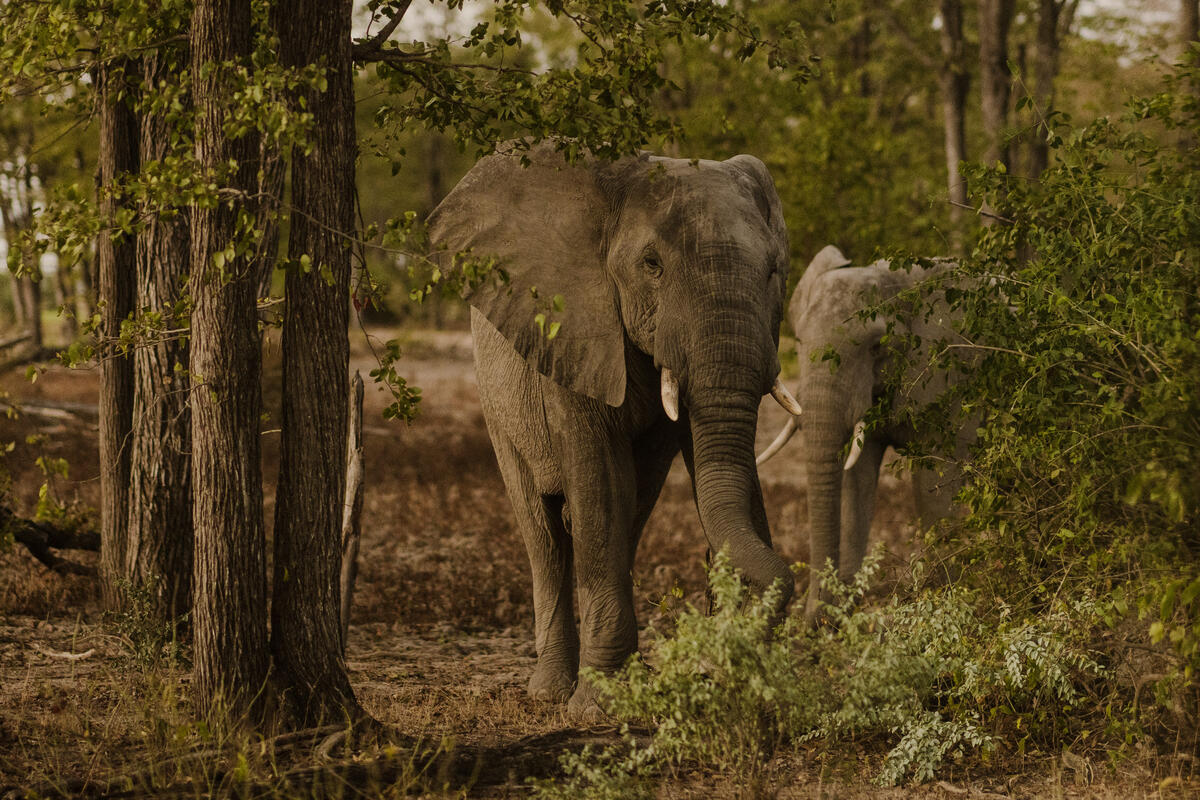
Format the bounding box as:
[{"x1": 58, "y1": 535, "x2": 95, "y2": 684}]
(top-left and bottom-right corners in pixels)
[
  {"x1": 428, "y1": 142, "x2": 794, "y2": 715},
  {"x1": 778, "y1": 246, "x2": 972, "y2": 622}
]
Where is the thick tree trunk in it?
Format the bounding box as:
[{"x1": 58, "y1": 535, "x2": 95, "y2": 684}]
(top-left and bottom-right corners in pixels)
[
  {"x1": 127, "y1": 47, "x2": 193, "y2": 625},
  {"x1": 979, "y1": 0, "x2": 1015, "y2": 170},
  {"x1": 96, "y1": 61, "x2": 140, "y2": 611},
  {"x1": 270, "y1": 0, "x2": 363, "y2": 725},
  {"x1": 189, "y1": 0, "x2": 270, "y2": 721},
  {"x1": 939, "y1": 0, "x2": 969, "y2": 224}
]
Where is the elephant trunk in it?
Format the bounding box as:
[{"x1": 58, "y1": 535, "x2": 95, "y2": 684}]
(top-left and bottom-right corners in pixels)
[
  {"x1": 802, "y1": 383, "x2": 848, "y2": 621},
  {"x1": 687, "y1": 383, "x2": 794, "y2": 611}
]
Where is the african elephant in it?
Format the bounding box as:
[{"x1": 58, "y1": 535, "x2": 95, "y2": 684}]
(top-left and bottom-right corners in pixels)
[
  {"x1": 428, "y1": 142, "x2": 800, "y2": 715},
  {"x1": 757, "y1": 246, "x2": 973, "y2": 621}
]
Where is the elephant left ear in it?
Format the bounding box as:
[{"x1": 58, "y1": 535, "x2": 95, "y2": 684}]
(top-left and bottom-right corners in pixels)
[{"x1": 426, "y1": 143, "x2": 632, "y2": 406}]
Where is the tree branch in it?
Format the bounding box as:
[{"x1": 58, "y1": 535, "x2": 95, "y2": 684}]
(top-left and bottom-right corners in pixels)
[{"x1": 352, "y1": 0, "x2": 413, "y2": 61}]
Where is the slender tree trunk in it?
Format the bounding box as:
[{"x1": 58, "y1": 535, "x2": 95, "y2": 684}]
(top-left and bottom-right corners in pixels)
[
  {"x1": 23, "y1": 273, "x2": 41, "y2": 349},
  {"x1": 979, "y1": 0, "x2": 1015, "y2": 169},
  {"x1": 939, "y1": 0, "x2": 969, "y2": 225},
  {"x1": 54, "y1": 264, "x2": 77, "y2": 340},
  {"x1": 19, "y1": 170, "x2": 44, "y2": 350},
  {"x1": 1183, "y1": 0, "x2": 1199, "y2": 53},
  {"x1": 127, "y1": 47, "x2": 194, "y2": 625},
  {"x1": 97, "y1": 61, "x2": 140, "y2": 611},
  {"x1": 1181, "y1": 0, "x2": 1199, "y2": 152},
  {"x1": 1028, "y1": 0, "x2": 1079, "y2": 177},
  {"x1": 270, "y1": 0, "x2": 363, "y2": 725},
  {"x1": 426, "y1": 134, "x2": 445, "y2": 328},
  {"x1": 190, "y1": 0, "x2": 270, "y2": 721}
]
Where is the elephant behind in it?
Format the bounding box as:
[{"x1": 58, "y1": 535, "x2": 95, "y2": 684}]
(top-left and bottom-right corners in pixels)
[
  {"x1": 759, "y1": 246, "x2": 975, "y2": 621},
  {"x1": 427, "y1": 142, "x2": 802, "y2": 715}
]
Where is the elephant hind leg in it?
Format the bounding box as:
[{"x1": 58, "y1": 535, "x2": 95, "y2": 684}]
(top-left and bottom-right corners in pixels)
[{"x1": 490, "y1": 434, "x2": 578, "y2": 702}]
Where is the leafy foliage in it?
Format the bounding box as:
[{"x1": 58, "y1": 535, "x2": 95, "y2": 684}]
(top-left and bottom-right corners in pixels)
[
  {"x1": 945, "y1": 65, "x2": 1200, "y2": 688},
  {"x1": 539, "y1": 551, "x2": 1106, "y2": 794}
]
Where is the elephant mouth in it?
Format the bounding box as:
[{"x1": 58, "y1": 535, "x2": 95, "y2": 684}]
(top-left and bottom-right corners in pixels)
[{"x1": 658, "y1": 366, "x2": 800, "y2": 422}]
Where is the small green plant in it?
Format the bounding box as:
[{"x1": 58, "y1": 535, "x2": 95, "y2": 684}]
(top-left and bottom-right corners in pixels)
[
  {"x1": 592, "y1": 550, "x2": 815, "y2": 797},
  {"x1": 108, "y1": 576, "x2": 188, "y2": 670}
]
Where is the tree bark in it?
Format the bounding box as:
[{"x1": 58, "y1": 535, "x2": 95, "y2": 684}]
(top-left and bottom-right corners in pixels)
[
  {"x1": 127, "y1": 46, "x2": 193, "y2": 625},
  {"x1": 979, "y1": 0, "x2": 1015, "y2": 169},
  {"x1": 270, "y1": 0, "x2": 363, "y2": 725},
  {"x1": 96, "y1": 61, "x2": 140, "y2": 611},
  {"x1": 1028, "y1": 0, "x2": 1079, "y2": 177},
  {"x1": 1183, "y1": 0, "x2": 1199, "y2": 52},
  {"x1": 189, "y1": 0, "x2": 270, "y2": 721},
  {"x1": 939, "y1": 0, "x2": 969, "y2": 224},
  {"x1": 1181, "y1": 0, "x2": 1199, "y2": 153}
]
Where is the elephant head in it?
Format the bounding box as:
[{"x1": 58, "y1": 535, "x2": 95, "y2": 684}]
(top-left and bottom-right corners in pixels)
[
  {"x1": 428, "y1": 141, "x2": 798, "y2": 603},
  {"x1": 759, "y1": 246, "x2": 960, "y2": 621}
]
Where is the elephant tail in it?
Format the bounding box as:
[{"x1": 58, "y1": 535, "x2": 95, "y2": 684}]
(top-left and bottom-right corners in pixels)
[{"x1": 755, "y1": 416, "x2": 798, "y2": 466}]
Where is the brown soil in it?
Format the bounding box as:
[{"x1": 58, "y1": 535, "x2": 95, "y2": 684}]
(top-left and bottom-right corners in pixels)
[{"x1": 0, "y1": 327, "x2": 1182, "y2": 798}]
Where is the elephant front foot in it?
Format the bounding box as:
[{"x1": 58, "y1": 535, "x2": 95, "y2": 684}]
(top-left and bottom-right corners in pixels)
[
  {"x1": 566, "y1": 680, "x2": 608, "y2": 722},
  {"x1": 527, "y1": 660, "x2": 576, "y2": 703}
]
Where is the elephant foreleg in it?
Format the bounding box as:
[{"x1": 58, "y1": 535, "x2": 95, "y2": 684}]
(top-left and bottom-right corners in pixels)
[
  {"x1": 491, "y1": 435, "x2": 578, "y2": 702},
  {"x1": 839, "y1": 438, "x2": 886, "y2": 584},
  {"x1": 560, "y1": 443, "x2": 639, "y2": 717}
]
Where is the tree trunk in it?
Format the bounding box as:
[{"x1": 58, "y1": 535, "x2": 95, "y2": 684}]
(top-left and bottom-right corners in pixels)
[
  {"x1": 939, "y1": 0, "x2": 969, "y2": 225},
  {"x1": 1181, "y1": 0, "x2": 1199, "y2": 153},
  {"x1": 23, "y1": 272, "x2": 41, "y2": 350},
  {"x1": 426, "y1": 134, "x2": 445, "y2": 328},
  {"x1": 270, "y1": 0, "x2": 363, "y2": 725},
  {"x1": 189, "y1": 0, "x2": 270, "y2": 721},
  {"x1": 127, "y1": 47, "x2": 193, "y2": 625},
  {"x1": 1028, "y1": 0, "x2": 1079, "y2": 178},
  {"x1": 97, "y1": 60, "x2": 140, "y2": 611},
  {"x1": 1182, "y1": 0, "x2": 1199, "y2": 54},
  {"x1": 979, "y1": 0, "x2": 1015, "y2": 169}
]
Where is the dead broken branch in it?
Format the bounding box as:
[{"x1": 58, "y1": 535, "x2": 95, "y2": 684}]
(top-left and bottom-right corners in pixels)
[
  {"x1": 340, "y1": 371, "x2": 365, "y2": 651},
  {"x1": 3, "y1": 505, "x2": 99, "y2": 576},
  {"x1": 30, "y1": 643, "x2": 97, "y2": 661}
]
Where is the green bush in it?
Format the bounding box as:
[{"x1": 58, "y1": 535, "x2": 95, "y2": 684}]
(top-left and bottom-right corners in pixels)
[
  {"x1": 942, "y1": 64, "x2": 1200, "y2": 734},
  {"x1": 534, "y1": 552, "x2": 1104, "y2": 796}
]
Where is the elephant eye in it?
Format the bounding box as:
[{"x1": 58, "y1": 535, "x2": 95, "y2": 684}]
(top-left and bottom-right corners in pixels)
[{"x1": 642, "y1": 248, "x2": 663, "y2": 278}]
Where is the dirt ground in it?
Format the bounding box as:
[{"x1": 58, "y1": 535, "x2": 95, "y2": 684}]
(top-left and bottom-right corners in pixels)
[{"x1": 0, "y1": 326, "x2": 1183, "y2": 798}]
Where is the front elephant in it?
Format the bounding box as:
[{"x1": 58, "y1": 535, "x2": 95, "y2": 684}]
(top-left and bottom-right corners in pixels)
[
  {"x1": 428, "y1": 142, "x2": 799, "y2": 714},
  {"x1": 758, "y1": 246, "x2": 971, "y2": 622}
]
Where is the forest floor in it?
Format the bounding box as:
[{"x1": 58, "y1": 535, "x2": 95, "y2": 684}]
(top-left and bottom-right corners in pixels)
[{"x1": 0, "y1": 325, "x2": 1185, "y2": 799}]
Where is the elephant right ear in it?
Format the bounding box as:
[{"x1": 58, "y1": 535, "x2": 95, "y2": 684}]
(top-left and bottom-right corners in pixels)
[
  {"x1": 427, "y1": 144, "x2": 632, "y2": 407},
  {"x1": 806, "y1": 245, "x2": 852, "y2": 277}
]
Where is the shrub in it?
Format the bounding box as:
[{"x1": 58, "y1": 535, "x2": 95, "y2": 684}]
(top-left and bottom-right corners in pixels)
[{"x1": 942, "y1": 63, "x2": 1200, "y2": 739}]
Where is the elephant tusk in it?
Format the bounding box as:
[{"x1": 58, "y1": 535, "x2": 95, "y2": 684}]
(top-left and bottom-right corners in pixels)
[
  {"x1": 843, "y1": 420, "x2": 867, "y2": 471},
  {"x1": 769, "y1": 378, "x2": 802, "y2": 417},
  {"x1": 661, "y1": 368, "x2": 680, "y2": 421},
  {"x1": 755, "y1": 416, "x2": 797, "y2": 466}
]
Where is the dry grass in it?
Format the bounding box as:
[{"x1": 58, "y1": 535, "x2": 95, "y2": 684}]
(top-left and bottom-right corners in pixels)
[{"x1": 0, "y1": 326, "x2": 1190, "y2": 798}]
